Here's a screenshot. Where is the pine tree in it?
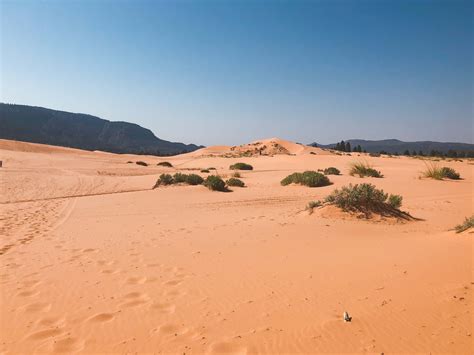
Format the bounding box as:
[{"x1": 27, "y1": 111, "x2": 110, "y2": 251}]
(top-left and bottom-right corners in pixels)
[{"x1": 345, "y1": 142, "x2": 351, "y2": 153}]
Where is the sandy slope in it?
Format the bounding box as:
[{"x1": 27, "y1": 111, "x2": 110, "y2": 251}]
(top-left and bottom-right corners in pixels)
[{"x1": 0, "y1": 139, "x2": 472, "y2": 354}]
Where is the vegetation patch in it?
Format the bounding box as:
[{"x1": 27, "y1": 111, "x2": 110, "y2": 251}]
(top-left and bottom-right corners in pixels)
[
  {"x1": 154, "y1": 173, "x2": 174, "y2": 188},
  {"x1": 281, "y1": 171, "x2": 331, "y2": 187},
  {"x1": 232, "y1": 171, "x2": 242, "y2": 178},
  {"x1": 349, "y1": 161, "x2": 383, "y2": 178},
  {"x1": 157, "y1": 161, "x2": 173, "y2": 167},
  {"x1": 186, "y1": 174, "x2": 204, "y2": 185},
  {"x1": 323, "y1": 183, "x2": 409, "y2": 218},
  {"x1": 136, "y1": 161, "x2": 148, "y2": 166},
  {"x1": 229, "y1": 162, "x2": 253, "y2": 170},
  {"x1": 323, "y1": 167, "x2": 341, "y2": 175},
  {"x1": 422, "y1": 163, "x2": 461, "y2": 180},
  {"x1": 200, "y1": 169, "x2": 210, "y2": 173},
  {"x1": 226, "y1": 178, "x2": 245, "y2": 187},
  {"x1": 454, "y1": 216, "x2": 473, "y2": 233},
  {"x1": 203, "y1": 175, "x2": 228, "y2": 191},
  {"x1": 306, "y1": 200, "x2": 322, "y2": 214}
]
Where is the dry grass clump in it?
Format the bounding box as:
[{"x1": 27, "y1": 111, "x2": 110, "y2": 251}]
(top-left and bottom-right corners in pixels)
[
  {"x1": 349, "y1": 161, "x2": 383, "y2": 178},
  {"x1": 422, "y1": 162, "x2": 461, "y2": 180},
  {"x1": 226, "y1": 178, "x2": 245, "y2": 187},
  {"x1": 229, "y1": 162, "x2": 253, "y2": 170},
  {"x1": 455, "y1": 216, "x2": 474, "y2": 233},
  {"x1": 323, "y1": 167, "x2": 341, "y2": 175},
  {"x1": 324, "y1": 183, "x2": 405, "y2": 218},
  {"x1": 281, "y1": 171, "x2": 331, "y2": 187},
  {"x1": 232, "y1": 171, "x2": 241, "y2": 178},
  {"x1": 157, "y1": 161, "x2": 173, "y2": 167},
  {"x1": 136, "y1": 161, "x2": 148, "y2": 166}
]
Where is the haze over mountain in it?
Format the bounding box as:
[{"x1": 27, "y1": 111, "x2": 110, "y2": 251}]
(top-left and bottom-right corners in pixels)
[
  {"x1": 312, "y1": 139, "x2": 474, "y2": 155},
  {"x1": 0, "y1": 103, "x2": 202, "y2": 155}
]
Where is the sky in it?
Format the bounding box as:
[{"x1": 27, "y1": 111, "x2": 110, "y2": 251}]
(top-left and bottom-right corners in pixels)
[{"x1": 1, "y1": 0, "x2": 472, "y2": 146}]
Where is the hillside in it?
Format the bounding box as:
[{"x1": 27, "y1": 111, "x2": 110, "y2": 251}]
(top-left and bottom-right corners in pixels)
[
  {"x1": 312, "y1": 139, "x2": 474, "y2": 155},
  {"x1": 0, "y1": 103, "x2": 202, "y2": 155}
]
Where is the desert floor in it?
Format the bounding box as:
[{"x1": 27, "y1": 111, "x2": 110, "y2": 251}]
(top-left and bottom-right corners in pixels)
[{"x1": 0, "y1": 138, "x2": 472, "y2": 354}]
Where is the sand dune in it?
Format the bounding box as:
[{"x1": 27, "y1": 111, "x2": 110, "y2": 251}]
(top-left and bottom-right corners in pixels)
[
  {"x1": 0, "y1": 139, "x2": 472, "y2": 353},
  {"x1": 189, "y1": 138, "x2": 328, "y2": 157}
]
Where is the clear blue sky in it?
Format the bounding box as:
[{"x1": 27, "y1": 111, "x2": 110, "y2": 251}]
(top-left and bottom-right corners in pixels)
[{"x1": 1, "y1": 0, "x2": 472, "y2": 145}]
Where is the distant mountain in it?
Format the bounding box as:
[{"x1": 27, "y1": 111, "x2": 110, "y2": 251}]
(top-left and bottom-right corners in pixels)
[
  {"x1": 0, "y1": 103, "x2": 203, "y2": 155},
  {"x1": 310, "y1": 139, "x2": 474, "y2": 155}
]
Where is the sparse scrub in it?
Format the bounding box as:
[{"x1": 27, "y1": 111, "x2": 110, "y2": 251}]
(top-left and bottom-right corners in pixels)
[
  {"x1": 226, "y1": 178, "x2": 245, "y2": 187},
  {"x1": 157, "y1": 161, "x2": 173, "y2": 167},
  {"x1": 324, "y1": 183, "x2": 404, "y2": 217},
  {"x1": 455, "y1": 216, "x2": 474, "y2": 233},
  {"x1": 281, "y1": 171, "x2": 331, "y2": 187},
  {"x1": 388, "y1": 194, "x2": 403, "y2": 209},
  {"x1": 154, "y1": 173, "x2": 173, "y2": 188},
  {"x1": 369, "y1": 152, "x2": 381, "y2": 157},
  {"x1": 349, "y1": 161, "x2": 383, "y2": 178},
  {"x1": 186, "y1": 174, "x2": 204, "y2": 185},
  {"x1": 230, "y1": 162, "x2": 253, "y2": 170},
  {"x1": 232, "y1": 171, "x2": 241, "y2": 178},
  {"x1": 306, "y1": 200, "x2": 322, "y2": 212},
  {"x1": 422, "y1": 163, "x2": 461, "y2": 180},
  {"x1": 203, "y1": 175, "x2": 227, "y2": 191},
  {"x1": 200, "y1": 169, "x2": 210, "y2": 173},
  {"x1": 136, "y1": 161, "x2": 148, "y2": 166},
  {"x1": 173, "y1": 172, "x2": 188, "y2": 183},
  {"x1": 323, "y1": 167, "x2": 341, "y2": 175}
]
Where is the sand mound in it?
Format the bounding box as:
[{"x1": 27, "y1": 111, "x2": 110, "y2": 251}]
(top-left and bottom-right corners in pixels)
[
  {"x1": 312, "y1": 204, "x2": 417, "y2": 224},
  {"x1": 190, "y1": 138, "x2": 326, "y2": 157},
  {"x1": 0, "y1": 139, "x2": 98, "y2": 155}
]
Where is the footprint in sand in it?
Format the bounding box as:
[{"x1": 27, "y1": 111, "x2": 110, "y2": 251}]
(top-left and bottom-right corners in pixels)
[
  {"x1": 23, "y1": 302, "x2": 52, "y2": 313},
  {"x1": 208, "y1": 341, "x2": 248, "y2": 355},
  {"x1": 125, "y1": 276, "x2": 147, "y2": 285},
  {"x1": 27, "y1": 328, "x2": 64, "y2": 341},
  {"x1": 120, "y1": 292, "x2": 150, "y2": 308},
  {"x1": 151, "y1": 323, "x2": 188, "y2": 337},
  {"x1": 52, "y1": 336, "x2": 85, "y2": 352},
  {"x1": 17, "y1": 289, "x2": 40, "y2": 298},
  {"x1": 150, "y1": 302, "x2": 176, "y2": 314},
  {"x1": 88, "y1": 313, "x2": 116, "y2": 323}
]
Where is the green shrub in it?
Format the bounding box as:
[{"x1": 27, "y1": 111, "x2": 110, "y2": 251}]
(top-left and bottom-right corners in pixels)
[
  {"x1": 186, "y1": 174, "x2": 204, "y2": 185},
  {"x1": 136, "y1": 161, "x2": 148, "y2": 166},
  {"x1": 154, "y1": 173, "x2": 173, "y2": 188},
  {"x1": 440, "y1": 167, "x2": 460, "y2": 180},
  {"x1": 281, "y1": 171, "x2": 331, "y2": 187},
  {"x1": 203, "y1": 175, "x2": 227, "y2": 191},
  {"x1": 226, "y1": 178, "x2": 245, "y2": 187},
  {"x1": 173, "y1": 172, "x2": 188, "y2": 183},
  {"x1": 455, "y1": 216, "x2": 474, "y2": 233},
  {"x1": 281, "y1": 172, "x2": 303, "y2": 186},
  {"x1": 229, "y1": 162, "x2": 253, "y2": 170},
  {"x1": 307, "y1": 200, "x2": 322, "y2": 209},
  {"x1": 349, "y1": 161, "x2": 383, "y2": 178},
  {"x1": 324, "y1": 183, "x2": 402, "y2": 215},
  {"x1": 200, "y1": 169, "x2": 210, "y2": 173},
  {"x1": 423, "y1": 163, "x2": 461, "y2": 180},
  {"x1": 323, "y1": 167, "x2": 341, "y2": 175},
  {"x1": 157, "y1": 161, "x2": 173, "y2": 167},
  {"x1": 388, "y1": 194, "x2": 403, "y2": 209}
]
